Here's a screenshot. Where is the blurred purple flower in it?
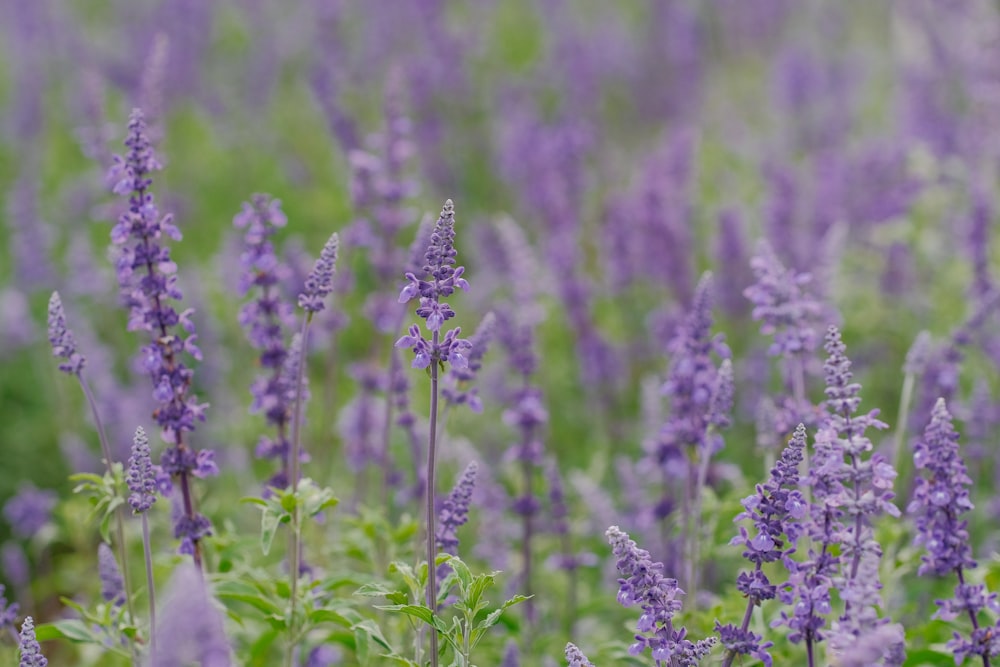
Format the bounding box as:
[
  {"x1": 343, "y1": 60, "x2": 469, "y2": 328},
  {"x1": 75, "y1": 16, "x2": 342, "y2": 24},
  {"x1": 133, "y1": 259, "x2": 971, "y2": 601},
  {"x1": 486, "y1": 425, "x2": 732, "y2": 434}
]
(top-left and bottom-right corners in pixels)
[
  {"x1": 98, "y1": 542, "x2": 126, "y2": 608},
  {"x1": 3, "y1": 484, "x2": 56, "y2": 539},
  {"x1": 47, "y1": 291, "x2": 86, "y2": 375},
  {"x1": 437, "y1": 462, "x2": 477, "y2": 557},
  {"x1": 564, "y1": 642, "x2": 594, "y2": 667},
  {"x1": 298, "y1": 233, "x2": 340, "y2": 314},
  {"x1": 152, "y1": 564, "x2": 231, "y2": 667},
  {"x1": 0, "y1": 584, "x2": 20, "y2": 636}
]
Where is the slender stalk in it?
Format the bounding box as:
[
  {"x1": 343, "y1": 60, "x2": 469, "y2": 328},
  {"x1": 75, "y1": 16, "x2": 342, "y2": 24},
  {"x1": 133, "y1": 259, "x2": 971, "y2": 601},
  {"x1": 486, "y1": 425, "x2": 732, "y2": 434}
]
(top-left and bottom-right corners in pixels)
[
  {"x1": 521, "y1": 453, "x2": 534, "y2": 624},
  {"x1": 891, "y1": 372, "x2": 915, "y2": 492},
  {"x1": 790, "y1": 356, "x2": 810, "y2": 501},
  {"x1": 287, "y1": 315, "x2": 311, "y2": 667},
  {"x1": 78, "y1": 376, "x2": 137, "y2": 634},
  {"x1": 141, "y1": 512, "x2": 156, "y2": 661},
  {"x1": 426, "y1": 329, "x2": 441, "y2": 667},
  {"x1": 689, "y1": 427, "x2": 715, "y2": 598}
]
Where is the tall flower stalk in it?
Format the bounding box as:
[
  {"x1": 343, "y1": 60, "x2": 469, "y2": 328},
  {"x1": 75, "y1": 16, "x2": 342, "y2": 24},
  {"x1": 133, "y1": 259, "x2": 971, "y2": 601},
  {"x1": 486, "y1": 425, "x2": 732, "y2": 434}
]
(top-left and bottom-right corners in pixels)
[
  {"x1": 46, "y1": 291, "x2": 136, "y2": 631},
  {"x1": 287, "y1": 231, "x2": 339, "y2": 667},
  {"x1": 910, "y1": 399, "x2": 1000, "y2": 665},
  {"x1": 127, "y1": 425, "x2": 158, "y2": 661},
  {"x1": 396, "y1": 199, "x2": 471, "y2": 667},
  {"x1": 107, "y1": 108, "x2": 214, "y2": 569}
]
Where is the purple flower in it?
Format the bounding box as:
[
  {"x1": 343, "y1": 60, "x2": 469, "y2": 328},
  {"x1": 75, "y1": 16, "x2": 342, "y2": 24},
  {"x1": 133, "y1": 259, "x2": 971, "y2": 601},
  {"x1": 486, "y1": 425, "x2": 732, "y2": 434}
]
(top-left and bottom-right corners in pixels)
[
  {"x1": 744, "y1": 240, "x2": 823, "y2": 359},
  {"x1": 304, "y1": 645, "x2": 341, "y2": 667},
  {"x1": 442, "y1": 312, "x2": 495, "y2": 413},
  {"x1": 98, "y1": 542, "x2": 126, "y2": 607},
  {"x1": 18, "y1": 616, "x2": 47, "y2": 667},
  {"x1": 107, "y1": 109, "x2": 213, "y2": 560},
  {"x1": 396, "y1": 203, "x2": 472, "y2": 370},
  {"x1": 127, "y1": 426, "x2": 157, "y2": 513},
  {"x1": 714, "y1": 623, "x2": 773, "y2": 667},
  {"x1": 298, "y1": 232, "x2": 339, "y2": 313},
  {"x1": 0, "y1": 584, "x2": 20, "y2": 635},
  {"x1": 606, "y1": 525, "x2": 716, "y2": 665},
  {"x1": 909, "y1": 398, "x2": 975, "y2": 577},
  {"x1": 3, "y1": 484, "x2": 56, "y2": 538},
  {"x1": 564, "y1": 642, "x2": 595, "y2": 667},
  {"x1": 437, "y1": 462, "x2": 478, "y2": 556},
  {"x1": 152, "y1": 564, "x2": 232, "y2": 667},
  {"x1": 47, "y1": 292, "x2": 85, "y2": 375}
]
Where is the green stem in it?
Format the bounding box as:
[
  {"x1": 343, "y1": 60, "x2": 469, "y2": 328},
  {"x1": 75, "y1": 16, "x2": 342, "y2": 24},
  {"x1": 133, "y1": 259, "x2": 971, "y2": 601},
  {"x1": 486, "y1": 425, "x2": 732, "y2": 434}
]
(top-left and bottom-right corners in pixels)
[
  {"x1": 287, "y1": 316, "x2": 312, "y2": 667},
  {"x1": 426, "y1": 329, "x2": 441, "y2": 667},
  {"x1": 141, "y1": 512, "x2": 156, "y2": 662}
]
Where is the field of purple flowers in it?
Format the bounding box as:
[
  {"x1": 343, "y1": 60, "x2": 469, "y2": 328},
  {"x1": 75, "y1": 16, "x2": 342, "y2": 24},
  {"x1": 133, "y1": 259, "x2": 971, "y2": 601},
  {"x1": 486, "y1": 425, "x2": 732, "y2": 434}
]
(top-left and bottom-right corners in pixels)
[{"x1": 2, "y1": 1, "x2": 1000, "y2": 666}]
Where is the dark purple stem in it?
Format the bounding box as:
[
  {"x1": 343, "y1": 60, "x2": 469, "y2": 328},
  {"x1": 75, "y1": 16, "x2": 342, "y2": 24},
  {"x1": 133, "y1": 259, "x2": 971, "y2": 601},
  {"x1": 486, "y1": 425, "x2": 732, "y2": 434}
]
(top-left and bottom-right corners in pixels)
[{"x1": 426, "y1": 329, "x2": 441, "y2": 667}]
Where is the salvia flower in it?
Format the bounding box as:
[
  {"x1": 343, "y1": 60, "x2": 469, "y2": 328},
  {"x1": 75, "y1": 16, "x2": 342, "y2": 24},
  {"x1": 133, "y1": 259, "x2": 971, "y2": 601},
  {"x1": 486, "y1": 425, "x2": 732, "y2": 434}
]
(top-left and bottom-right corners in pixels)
[
  {"x1": 0, "y1": 584, "x2": 20, "y2": 635},
  {"x1": 20, "y1": 616, "x2": 49, "y2": 667},
  {"x1": 152, "y1": 564, "x2": 232, "y2": 667},
  {"x1": 47, "y1": 291, "x2": 85, "y2": 375},
  {"x1": 437, "y1": 462, "x2": 478, "y2": 556},
  {"x1": 98, "y1": 542, "x2": 126, "y2": 607},
  {"x1": 298, "y1": 232, "x2": 339, "y2": 313},
  {"x1": 127, "y1": 425, "x2": 157, "y2": 513},
  {"x1": 565, "y1": 642, "x2": 595, "y2": 667},
  {"x1": 18, "y1": 616, "x2": 46, "y2": 667},
  {"x1": 442, "y1": 311, "x2": 496, "y2": 412},
  {"x1": 3, "y1": 484, "x2": 56, "y2": 538},
  {"x1": 744, "y1": 240, "x2": 823, "y2": 358},
  {"x1": 108, "y1": 108, "x2": 213, "y2": 559},
  {"x1": 396, "y1": 200, "x2": 471, "y2": 369},
  {"x1": 910, "y1": 398, "x2": 1000, "y2": 663},
  {"x1": 606, "y1": 525, "x2": 716, "y2": 665}
]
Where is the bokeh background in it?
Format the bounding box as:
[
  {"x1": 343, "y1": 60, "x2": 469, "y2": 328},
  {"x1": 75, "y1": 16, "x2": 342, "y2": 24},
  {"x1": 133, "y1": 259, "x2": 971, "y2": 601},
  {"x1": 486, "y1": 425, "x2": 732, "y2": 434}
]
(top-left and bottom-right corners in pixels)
[{"x1": 2, "y1": 0, "x2": 1000, "y2": 664}]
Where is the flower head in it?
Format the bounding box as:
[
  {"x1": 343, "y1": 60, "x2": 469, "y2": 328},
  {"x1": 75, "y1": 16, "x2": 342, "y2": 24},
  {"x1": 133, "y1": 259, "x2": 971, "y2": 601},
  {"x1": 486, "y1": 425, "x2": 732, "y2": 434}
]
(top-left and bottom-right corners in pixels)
[
  {"x1": 3, "y1": 484, "x2": 56, "y2": 538},
  {"x1": 0, "y1": 584, "x2": 19, "y2": 636},
  {"x1": 565, "y1": 642, "x2": 595, "y2": 667},
  {"x1": 19, "y1": 616, "x2": 47, "y2": 667},
  {"x1": 127, "y1": 426, "x2": 158, "y2": 513},
  {"x1": 47, "y1": 291, "x2": 85, "y2": 375},
  {"x1": 298, "y1": 232, "x2": 339, "y2": 313},
  {"x1": 98, "y1": 542, "x2": 126, "y2": 607},
  {"x1": 152, "y1": 564, "x2": 232, "y2": 667},
  {"x1": 437, "y1": 462, "x2": 478, "y2": 556}
]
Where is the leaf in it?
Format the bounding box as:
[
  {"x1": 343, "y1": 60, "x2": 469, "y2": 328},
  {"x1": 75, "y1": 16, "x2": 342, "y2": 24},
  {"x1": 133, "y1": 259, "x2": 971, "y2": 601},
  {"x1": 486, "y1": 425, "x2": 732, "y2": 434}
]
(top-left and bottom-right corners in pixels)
[
  {"x1": 308, "y1": 609, "x2": 352, "y2": 627},
  {"x1": 215, "y1": 581, "x2": 282, "y2": 616},
  {"x1": 38, "y1": 619, "x2": 96, "y2": 643},
  {"x1": 260, "y1": 509, "x2": 283, "y2": 555},
  {"x1": 352, "y1": 619, "x2": 392, "y2": 651},
  {"x1": 375, "y1": 603, "x2": 435, "y2": 626},
  {"x1": 355, "y1": 582, "x2": 395, "y2": 598}
]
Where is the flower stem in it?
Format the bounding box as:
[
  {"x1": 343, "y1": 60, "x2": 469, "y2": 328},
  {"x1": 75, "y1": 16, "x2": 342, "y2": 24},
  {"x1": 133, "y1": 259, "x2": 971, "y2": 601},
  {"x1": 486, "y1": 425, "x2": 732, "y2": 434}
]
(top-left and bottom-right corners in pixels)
[
  {"x1": 287, "y1": 315, "x2": 311, "y2": 667},
  {"x1": 426, "y1": 329, "x2": 441, "y2": 667},
  {"x1": 141, "y1": 512, "x2": 156, "y2": 662},
  {"x1": 78, "y1": 376, "x2": 137, "y2": 636}
]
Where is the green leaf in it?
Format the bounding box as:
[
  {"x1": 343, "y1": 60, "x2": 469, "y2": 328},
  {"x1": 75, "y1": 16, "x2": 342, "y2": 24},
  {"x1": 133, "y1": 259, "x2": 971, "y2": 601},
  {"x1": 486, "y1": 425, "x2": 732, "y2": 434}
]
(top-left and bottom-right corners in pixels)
[
  {"x1": 352, "y1": 619, "x2": 392, "y2": 651},
  {"x1": 260, "y1": 509, "x2": 283, "y2": 555},
  {"x1": 375, "y1": 603, "x2": 435, "y2": 626},
  {"x1": 215, "y1": 581, "x2": 282, "y2": 616},
  {"x1": 307, "y1": 609, "x2": 352, "y2": 627},
  {"x1": 38, "y1": 619, "x2": 96, "y2": 643},
  {"x1": 355, "y1": 582, "x2": 395, "y2": 597}
]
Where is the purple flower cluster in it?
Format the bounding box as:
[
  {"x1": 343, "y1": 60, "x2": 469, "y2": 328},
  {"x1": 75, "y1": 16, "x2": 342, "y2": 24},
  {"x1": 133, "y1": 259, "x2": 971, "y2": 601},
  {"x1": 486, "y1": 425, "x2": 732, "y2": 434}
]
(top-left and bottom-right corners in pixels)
[
  {"x1": 3, "y1": 484, "x2": 56, "y2": 538},
  {"x1": 18, "y1": 616, "x2": 47, "y2": 667},
  {"x1": 441, "y1": 312, "x2": 496, "y2": 413},
  {"x1": 606, "y1": 525, "x2": 716, "y2": 665},
  {"x1": 98, "y1": 542, "x2": 126, "y2": 607},
  {"x1": 436, "y1": 462, "x2": 478, "y2": 556},
  {"x1": 717, "y1": 424, "x2": 806, "y2": 667},
  {"x1": 46, "y1": 292, "x2": 85, "y2": 375},
  {"x1": 127, "y1": 426, "x2": 157, "y2": 514},
  {"x1": 0, "y1": 584, "x2": 20, "y2": 635},
  {"x1": 396, "y1": 200, "x2": 471, "y2": 369},
  {"x1": 910, "y1": 399, "x2": 1000, "y2": 663},
  {"x1": 656, "y1": 274, "x2": 731, "y2": 467},
  {"x1": 233, "y1": 194, "x2": 300, "y2": 491},
  {"x1": 565, "y1": 642, "x2": 595, "y2": 667},
  {"x1": 298, "y1": 233, "x2": 339, "y2": 314},
  {"x1": 107, "y1": 109, "x2": 214, "y2": 559}
]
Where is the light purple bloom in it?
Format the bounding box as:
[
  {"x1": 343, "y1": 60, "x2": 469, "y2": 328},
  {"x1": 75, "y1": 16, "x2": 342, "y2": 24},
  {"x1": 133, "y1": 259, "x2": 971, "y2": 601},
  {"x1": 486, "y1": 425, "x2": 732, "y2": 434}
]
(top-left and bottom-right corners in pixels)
[
  {"x1": 3, "y1": 484, "x2": 56, "y2": 538},
  {"x1": 18, "y1": 616, "x2": 46, "y2": 667},
  {"x1": 152, "y1": 564, "x2": 232, "y2": 667},
  {"x1": 47, "y1": 292, "x2": 85, "y2": 375},
  {"x1": 564, "y1": 642, "x2": 595, "y2": 667},
  {"x1": 442, "y1": 312, "x2": 495, "y2": 413},
  {"x1": 98, "y1": 542, "x2": 126, "y2": 608},
  {"x1": 437, "y1": 462, "x2": 478, "y2": 557},
  {"x1": 298, "y1": 232, "x2": 339, "y2": 313},
  {"x1": 0, "y1": 584, "x2": 20, "y2": 636},
  {"x1": 606, "y1": 525, "x2": 716, "y2": 665},
  {"x1": 127, "y1": 426, "x2": 157, "y2": 513}
]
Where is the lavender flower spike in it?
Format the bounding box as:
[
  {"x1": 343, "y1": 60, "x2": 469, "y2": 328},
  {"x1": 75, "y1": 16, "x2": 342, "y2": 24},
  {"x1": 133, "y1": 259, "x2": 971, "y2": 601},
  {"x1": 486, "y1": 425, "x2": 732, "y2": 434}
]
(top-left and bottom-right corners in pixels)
[
  {"x1": 18, "y1": 616, "x2": 47, "y2": 667},
  {"x1": 565, "y1": 642, "x2": 595, "y2": 666},
  {"x1": 910, "y1": 398, "x2": 1000, "y2": 665},
  {"x1": 152, "y1": 564, "x2": 232, "y2": 667},
  {"x1": 127, "y1": 426, "x2": 157, "y2": 513},
  {"x1": 606, "y1": 525, "x2": 717, "y2": 665},
  {"x1": 47, "y1": 291, "x2": 85, "y2": 375},
  {"x1": 298, "y1": 232, "x2": 339, "y2": 313},
  {"x1": 99, "y1": 542, "x2": 126, "y2": 607},
  {"x1": 437, "y1": 462, "x2": 478, "y2": 556},
  {"x1": 0, "y1": 584, "x2": 20, "y2": 636}
]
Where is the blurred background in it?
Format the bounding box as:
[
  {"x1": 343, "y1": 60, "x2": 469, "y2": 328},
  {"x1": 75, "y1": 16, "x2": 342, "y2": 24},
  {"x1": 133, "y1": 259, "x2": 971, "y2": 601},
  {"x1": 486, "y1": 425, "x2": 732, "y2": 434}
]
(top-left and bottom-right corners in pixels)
[{"x1": 1, "y1": 0, "x2": 1000, "y2": 660}]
